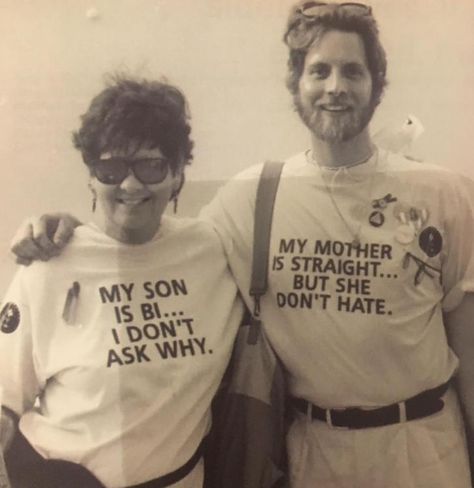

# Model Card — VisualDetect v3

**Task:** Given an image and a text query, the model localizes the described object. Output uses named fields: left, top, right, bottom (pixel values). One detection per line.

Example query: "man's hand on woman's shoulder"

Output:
left=10, top=213, right=81, bottom=265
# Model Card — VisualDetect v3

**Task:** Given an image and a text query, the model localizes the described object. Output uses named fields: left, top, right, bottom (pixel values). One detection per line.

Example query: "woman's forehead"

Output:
left=100, top=141, right=164, bottom=159
left=100, top=144, right=165, bottom=160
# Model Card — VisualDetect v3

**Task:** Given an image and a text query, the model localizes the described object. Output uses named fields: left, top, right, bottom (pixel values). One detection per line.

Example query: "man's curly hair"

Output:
left=73, top=74, right=193, bottom=174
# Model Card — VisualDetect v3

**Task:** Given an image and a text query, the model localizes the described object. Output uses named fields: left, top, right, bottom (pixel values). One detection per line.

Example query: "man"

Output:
left=204, top=2, right=474, bottom=486
left=9, top=2, right=474, bottom=487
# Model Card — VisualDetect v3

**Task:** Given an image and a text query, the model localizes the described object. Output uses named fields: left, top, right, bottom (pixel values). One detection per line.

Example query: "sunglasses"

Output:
left=89, top=157, right=169, bottom=185
left=285, top=2, right=372, bottom=48
left=298, top=2, right=372, bottom=17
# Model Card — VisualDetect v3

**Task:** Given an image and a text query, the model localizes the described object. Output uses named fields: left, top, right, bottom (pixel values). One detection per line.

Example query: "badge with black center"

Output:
left=0, top=302, right=20, bottom=334
left=419, top=226, right=443, bottom=257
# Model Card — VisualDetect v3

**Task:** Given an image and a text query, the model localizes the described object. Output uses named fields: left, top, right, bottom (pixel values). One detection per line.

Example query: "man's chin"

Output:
left=309, top=118, right=359, bottom=143
left=295, top=100, right=375, bottom=143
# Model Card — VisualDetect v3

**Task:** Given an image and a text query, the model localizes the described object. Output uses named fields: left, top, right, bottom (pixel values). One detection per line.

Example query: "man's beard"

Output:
left=295, top=95, right=375, bottom=143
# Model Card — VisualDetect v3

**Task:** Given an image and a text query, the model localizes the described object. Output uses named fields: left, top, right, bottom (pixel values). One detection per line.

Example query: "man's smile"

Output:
left=319, top=104, right=352, bottom=112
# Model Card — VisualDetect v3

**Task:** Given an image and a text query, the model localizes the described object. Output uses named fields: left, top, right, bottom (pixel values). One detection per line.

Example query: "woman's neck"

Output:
left=92, top=216, right=161, bottom=245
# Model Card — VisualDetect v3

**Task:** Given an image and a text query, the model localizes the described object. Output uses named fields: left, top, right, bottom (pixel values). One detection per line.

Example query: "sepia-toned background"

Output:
left=1, top=0, right=474, bottom=294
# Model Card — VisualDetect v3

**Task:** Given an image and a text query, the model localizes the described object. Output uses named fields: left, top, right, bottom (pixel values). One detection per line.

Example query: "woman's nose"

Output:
left=120, top=169, right=145, bottom=190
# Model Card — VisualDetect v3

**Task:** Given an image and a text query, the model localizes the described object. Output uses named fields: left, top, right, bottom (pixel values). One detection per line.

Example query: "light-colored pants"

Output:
left=287, top=388, right=471, bottom=488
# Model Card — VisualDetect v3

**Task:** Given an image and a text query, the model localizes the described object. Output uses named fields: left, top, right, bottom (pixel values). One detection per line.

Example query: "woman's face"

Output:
left=90, top=145, right=182, bottom=244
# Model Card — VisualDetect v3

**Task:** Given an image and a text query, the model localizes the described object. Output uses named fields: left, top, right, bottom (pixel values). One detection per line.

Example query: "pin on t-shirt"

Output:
left=394, top=206, right=429, bottom=244
left=369, top=210, right=384, bottom=227
left=419, top=226, right=443, bottom=257
left=62, top=282, right=81, bottom=325
left=395, top=223, right=416, bottom=244
left=0, top=302, right=20, bottom=334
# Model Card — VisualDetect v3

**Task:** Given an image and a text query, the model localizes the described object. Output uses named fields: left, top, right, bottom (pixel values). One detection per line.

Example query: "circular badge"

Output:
left=419, top=226, right=443, bottom=257
left=369, top=211, right=385, bottom=228
left=0, top=302, right=20, bottom=334
left=395, top=223, right=416, bottom=244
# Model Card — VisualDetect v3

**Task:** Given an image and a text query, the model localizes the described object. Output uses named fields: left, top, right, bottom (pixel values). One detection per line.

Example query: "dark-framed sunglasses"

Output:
left=298, top=2, right=372, bottom=17
left=89, top=157, right=169, bottom=185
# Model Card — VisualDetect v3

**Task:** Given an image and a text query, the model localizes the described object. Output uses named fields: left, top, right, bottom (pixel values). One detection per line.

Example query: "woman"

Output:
left=0, top=75, right=242, bottom=487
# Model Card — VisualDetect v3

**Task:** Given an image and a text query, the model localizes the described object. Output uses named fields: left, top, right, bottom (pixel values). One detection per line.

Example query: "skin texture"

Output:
left=296, top=30, right=374, bottom=144
left=296, top=30, right=375, bottom=168
left=90, top=145, right=182, bottom=245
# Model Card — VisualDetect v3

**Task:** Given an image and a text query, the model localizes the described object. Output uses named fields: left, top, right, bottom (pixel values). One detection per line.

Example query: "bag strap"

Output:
left=249, top=161, right=284, bottom=317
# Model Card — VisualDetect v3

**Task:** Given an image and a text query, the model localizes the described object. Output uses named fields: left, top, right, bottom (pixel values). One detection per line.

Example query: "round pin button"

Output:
left=0, top=302, right=20, bottom=334
left=419, top=226, right=443, bottom=257
left=369, top=211, right=384, bottom=227
left=395, top=224, right=416, bottom=244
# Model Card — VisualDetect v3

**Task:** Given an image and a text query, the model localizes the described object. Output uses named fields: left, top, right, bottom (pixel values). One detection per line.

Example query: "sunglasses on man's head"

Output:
left=89, top=157, right=169, bottom=185
left=285, top=2, right=372, bottom=48
left=298, top=2, right=372, bottom=17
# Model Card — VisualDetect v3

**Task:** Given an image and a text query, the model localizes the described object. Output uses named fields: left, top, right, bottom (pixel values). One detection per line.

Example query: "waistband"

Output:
left=291, top=381, right=450, bottom=430
left=5, top=430, right=206, bottom=488
left=129, top=437, right=206, bottom=488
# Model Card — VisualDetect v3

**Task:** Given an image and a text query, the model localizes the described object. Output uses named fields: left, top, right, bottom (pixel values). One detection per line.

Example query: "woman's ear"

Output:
left=169, top=170, right=185, bottom=214
left=88, top=178, right=98, bottom=213
left=171, top=170, right=185, bottom=199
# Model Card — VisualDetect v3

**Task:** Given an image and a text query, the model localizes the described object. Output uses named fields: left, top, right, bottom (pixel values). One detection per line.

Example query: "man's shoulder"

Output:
left=382, top=150, right=474, bottom=204
left=207, top=163, right=264, bottom=207
left=162, top=215, right=219, bottom=242
left=230, top=162, right=266, bottom=181
left=219, top=153, right=306, bottom=190
left=383, top=150, right=462, bottom=180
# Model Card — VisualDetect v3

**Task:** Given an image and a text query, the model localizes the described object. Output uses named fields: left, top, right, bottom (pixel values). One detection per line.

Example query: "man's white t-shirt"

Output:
left=201, top=149, right=474, bottom=408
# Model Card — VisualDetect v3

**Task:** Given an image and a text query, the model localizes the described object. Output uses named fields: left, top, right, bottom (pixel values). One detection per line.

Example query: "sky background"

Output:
left=1, top=0, right=474, bottom=292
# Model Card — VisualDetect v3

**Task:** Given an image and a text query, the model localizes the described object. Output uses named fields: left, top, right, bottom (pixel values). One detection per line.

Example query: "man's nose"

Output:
left=325, top=70, right=346, bottom=95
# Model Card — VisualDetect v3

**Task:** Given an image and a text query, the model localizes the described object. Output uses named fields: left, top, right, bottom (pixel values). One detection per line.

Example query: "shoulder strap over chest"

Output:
left=249, top=161, right=284, bottom=315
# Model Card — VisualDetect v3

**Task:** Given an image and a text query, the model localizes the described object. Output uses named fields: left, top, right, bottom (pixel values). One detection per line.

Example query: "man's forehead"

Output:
left=305, top=30, right=368, bottom=66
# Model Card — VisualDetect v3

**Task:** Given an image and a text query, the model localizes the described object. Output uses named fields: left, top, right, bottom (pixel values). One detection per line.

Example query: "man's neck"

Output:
left=310, top=129, right=374, bottom=168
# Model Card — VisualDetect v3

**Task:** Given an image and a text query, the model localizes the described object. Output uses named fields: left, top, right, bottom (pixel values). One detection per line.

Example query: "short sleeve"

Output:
left=441, top=172, right=474, bottom=312
left=199, top=165, right=262, bottom=261
left=0, top=268, right=41, bottom=415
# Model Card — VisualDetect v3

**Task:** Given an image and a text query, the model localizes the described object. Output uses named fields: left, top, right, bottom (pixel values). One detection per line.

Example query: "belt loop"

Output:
left=398, top=401, right=407, bottom=423
left=325, top=409, right=333, bottom=428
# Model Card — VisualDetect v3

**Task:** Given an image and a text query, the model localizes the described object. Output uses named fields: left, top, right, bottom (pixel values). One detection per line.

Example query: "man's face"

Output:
left=295, top=30, right=374, bottom=143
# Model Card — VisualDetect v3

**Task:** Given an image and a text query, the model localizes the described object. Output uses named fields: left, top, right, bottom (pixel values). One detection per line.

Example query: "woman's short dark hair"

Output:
left=283, top=3, right=387, bottom=107
left=73, top=74, right=193, bottom=174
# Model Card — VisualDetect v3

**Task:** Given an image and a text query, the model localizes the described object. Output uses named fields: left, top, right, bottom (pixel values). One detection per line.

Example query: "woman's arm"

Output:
left=0, top=408, right=16, bottom=454
left=0, top=407, right=15, bottom=488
